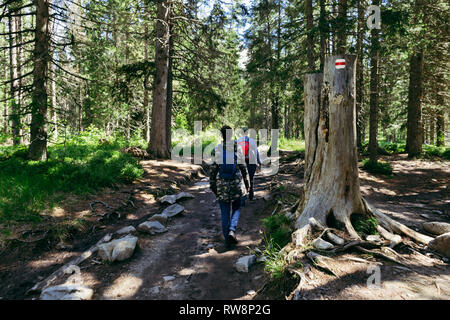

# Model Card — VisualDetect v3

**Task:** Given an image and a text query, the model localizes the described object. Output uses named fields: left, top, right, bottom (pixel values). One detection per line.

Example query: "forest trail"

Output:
left=1, top=153, right=449, bottom=300
left=76, top=171, right=276, bottom=300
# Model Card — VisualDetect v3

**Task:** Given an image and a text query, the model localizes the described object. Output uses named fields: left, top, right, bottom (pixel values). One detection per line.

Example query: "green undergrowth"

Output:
left=261, top=213, right=292, bottom=249
left=422, top=145, right=450, bottom=160
left=278, top=137, right=305, bottom=152
left=362, top=158, right=393, bottom=176
left=351, top=214, right=379, bottom=237
left=360, top=140, right=450, bottom=160
left=0, top=127, right=144, bottom=227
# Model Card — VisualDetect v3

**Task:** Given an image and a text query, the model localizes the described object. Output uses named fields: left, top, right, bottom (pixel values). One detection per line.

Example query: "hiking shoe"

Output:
left=228, top=230, right=238, bottom=244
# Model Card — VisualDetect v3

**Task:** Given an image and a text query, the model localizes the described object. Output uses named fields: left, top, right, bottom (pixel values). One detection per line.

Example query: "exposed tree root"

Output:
left=362, top=198, right=433, bottom=245
left=306, top=251, right=338, bottom=277
left=354, top=246, right=412, bottom=269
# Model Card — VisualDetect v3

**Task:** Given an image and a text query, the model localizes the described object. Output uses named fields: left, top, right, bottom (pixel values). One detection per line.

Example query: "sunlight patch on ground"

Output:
left=102, top=273, right=143, bottom=299
left=28, top=252, right=78, bottom=269
left=49, top=207, right=65, bottom=218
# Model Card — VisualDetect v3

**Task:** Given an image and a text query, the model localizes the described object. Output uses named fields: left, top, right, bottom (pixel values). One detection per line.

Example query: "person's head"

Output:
left=241, top=126, right=248, bottom=136
left=220, top=125, right=233, bottom=141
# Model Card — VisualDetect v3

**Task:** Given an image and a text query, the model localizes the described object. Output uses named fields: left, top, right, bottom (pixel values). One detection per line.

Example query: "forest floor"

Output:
left=0, top=152, right=449, bottom=300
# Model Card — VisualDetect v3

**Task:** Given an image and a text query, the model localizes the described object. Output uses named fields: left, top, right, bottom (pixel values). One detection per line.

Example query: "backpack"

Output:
left=218, top=145, right=238, bottom=180
left=237, top=137, right=250, bottom=161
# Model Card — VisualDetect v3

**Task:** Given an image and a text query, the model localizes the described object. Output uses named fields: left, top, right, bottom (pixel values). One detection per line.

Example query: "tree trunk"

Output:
left=436, top=109, right=445, bottom=147
left=17, top=5, right=23, bottom=139
left=368, top=4, right=380, bottom=164
left=78, top=81, right=83, bottom=133
left=293, top=55, right=434, bottom=249
left=125, top=26, right=131, bottom=141
left=148, top=0, right=171, bottom=158
left=28, top=0, right=50, bottom=161
left=429, top=114, right=434, bottom=145
left=294, top=55, right=364, bottom=245
left=406, top=49, right=424, bottom=157
left=8, top=4, right=21, bottom=145
left=50, top=59, right=57, bottom=140
left=356, top=0, right=365, bottom=149
left=305, top=0, right=315, bottom=72
left=336, top=0, right=347, bottom=55
left=166, top=4, right=173, bottom=152
left=49, top=4, right=57, bottom=140
left=303, top=73, right=322, bottom=180
left=143, top=10, right=150, bottom=142
left=319, top=0, right=327, bottom=72
left=3, top=64, right=7, bottom=133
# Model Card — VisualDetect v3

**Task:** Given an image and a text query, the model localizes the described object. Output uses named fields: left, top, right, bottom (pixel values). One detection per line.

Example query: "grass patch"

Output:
left=362, top=158, right=393, bottom=176
left=171, top=129, right=221, bottom=157
left=261, top=213, right=292, bottom=249
left=351, top=214, right=379, bottom=237
left=278, top=137, right=305, bottom=152
left=261, top=234, right=288, bottom=280
left=0, top=127, right=144, bottom=226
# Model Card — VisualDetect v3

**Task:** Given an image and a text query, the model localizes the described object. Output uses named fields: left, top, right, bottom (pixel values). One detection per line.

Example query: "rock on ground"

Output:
left=366, top=235, right=382, bottom=242
left=326, top=231, right=344, bottom=245
left=176, top=192, right=195, bottom=201
left=149, top=213, right=169, bottom=225
left=163, top=276, right=176, bottom=282
left=423, top=222, right=450, bottom=236
left=312, top=238, right=334, bottom=250
left=116, top=226, right=136, bottom=235
left=428, top=232, right=450, bottom=258
left=162, top=204, right=185, bottom=217
left=159, top=192, right=194, bottom=205
left=98, top=236, right=138, bottom=262
left=40, top=284, right=93, bottom=300
left=138, top=221, right=168, bottom=235
left=235, top=255, right=256, bottom=273
left=159, top=194, right=178, bottom=205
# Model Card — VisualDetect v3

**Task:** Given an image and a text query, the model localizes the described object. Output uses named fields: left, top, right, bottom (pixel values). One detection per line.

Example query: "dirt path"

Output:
left=1, top=154, right=449, bottom=300
left=50, top=170, right=278, bottom=300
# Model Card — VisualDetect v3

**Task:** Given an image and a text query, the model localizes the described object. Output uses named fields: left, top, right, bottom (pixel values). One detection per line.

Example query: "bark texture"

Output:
left=368, top=4, right=380, bottom=164
left=406, top=49, right=424, bottom=157
left=29, top=0, right=50, bottom=161
left=295, top=55, right=364, bottom=245
left=8, top=3, right=22, bottom=145
left=148, top=0, right=171, bottom=158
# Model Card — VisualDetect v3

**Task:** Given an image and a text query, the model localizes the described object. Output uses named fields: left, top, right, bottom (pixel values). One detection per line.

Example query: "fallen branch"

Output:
left=27, top=233, right=112, bottom=295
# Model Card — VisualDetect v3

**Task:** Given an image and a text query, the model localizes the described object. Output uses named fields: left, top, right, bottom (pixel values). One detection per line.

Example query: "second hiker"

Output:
left=236, top=127, right=261, bottom=201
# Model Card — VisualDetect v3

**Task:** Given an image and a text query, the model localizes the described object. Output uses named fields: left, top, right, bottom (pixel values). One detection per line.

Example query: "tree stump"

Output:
left=294, top=55, right=363, bottom=246
left=293, top=54, right=433, bottom=247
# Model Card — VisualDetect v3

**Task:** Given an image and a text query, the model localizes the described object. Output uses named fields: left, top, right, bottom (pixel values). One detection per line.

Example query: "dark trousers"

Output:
left=246, top=164, right=257, bottom=200
left=219, top=199, right=241, bottom=241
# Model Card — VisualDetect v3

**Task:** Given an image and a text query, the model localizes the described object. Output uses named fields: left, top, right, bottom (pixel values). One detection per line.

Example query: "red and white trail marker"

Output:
left=335, top=59, right=346, bottom=69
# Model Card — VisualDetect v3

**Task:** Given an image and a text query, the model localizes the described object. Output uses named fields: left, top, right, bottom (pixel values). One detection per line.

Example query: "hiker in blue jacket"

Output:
left=236, top=127, right=261, bottom=200
left=210, top=126, right=250, bottom=248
